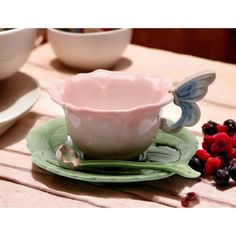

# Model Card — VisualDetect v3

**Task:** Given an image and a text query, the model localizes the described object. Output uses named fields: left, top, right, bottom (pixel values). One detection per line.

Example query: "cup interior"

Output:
left=60, top=70, right=172, bottom=111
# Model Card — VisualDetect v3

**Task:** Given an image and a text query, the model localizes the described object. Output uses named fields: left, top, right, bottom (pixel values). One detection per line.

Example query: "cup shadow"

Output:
left=49, top=56, right=133, bottom=74
left=112, top=57, right=133, bottom=71
left=49, top=58, right=81, bottom=74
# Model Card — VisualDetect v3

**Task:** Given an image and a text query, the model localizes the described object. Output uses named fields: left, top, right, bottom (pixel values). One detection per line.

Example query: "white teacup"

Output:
left=48, top=69, right=215, bottom=160
left=0, top=28, right=37, bottom=80
left=47, top=28, right=132, bottom=70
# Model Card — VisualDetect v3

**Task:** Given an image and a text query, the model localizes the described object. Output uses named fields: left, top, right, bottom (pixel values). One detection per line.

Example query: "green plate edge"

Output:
left=26, top=117, right=198, bottom=183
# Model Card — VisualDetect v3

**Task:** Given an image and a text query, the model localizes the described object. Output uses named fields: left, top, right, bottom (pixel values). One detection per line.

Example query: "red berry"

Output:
left=195, top=149, right=211, bottom=162
left=216, top=124, right=228, bottom=133
left=211, top=132, right=232, bottom=154
left=226, top=148, right=236, bottom=160
left=205, top=157, right=223, bottom=175
left=187, top=192, right=198, bottom=200
left=181, top=197, right=190, bottom=207
left=231, top=133, right=236, bottom=147
left=202, top=135, right=215, bottom=152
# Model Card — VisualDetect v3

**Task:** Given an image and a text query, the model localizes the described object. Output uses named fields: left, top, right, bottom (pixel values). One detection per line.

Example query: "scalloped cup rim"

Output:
left=47, top=70, right=174, bottom=114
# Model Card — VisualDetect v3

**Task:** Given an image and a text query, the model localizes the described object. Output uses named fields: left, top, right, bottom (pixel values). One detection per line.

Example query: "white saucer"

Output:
left=0, top=72, right=40, bottom=136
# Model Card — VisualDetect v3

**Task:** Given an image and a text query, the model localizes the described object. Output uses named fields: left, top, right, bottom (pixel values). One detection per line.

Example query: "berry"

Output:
left=202, top=135, right=215, bottom=152
left=230, top=134, right=236, bottom=147
left=187, top=192, right=198, bottom=201
left=213, top=168, right=230, bottom=186
left=195, top=149, right=210, bottom=162
left=181, top=196, right=190, bottom=207
left=202, top=121, right=218, bottom=135
left=229, top=163, right=236, bottom=181
left=210, top=132, right=232, bottom=154
left=188, top=156, right=205, bottom=174
left=223, top=119, right=236, bottom=136
left=226, top=148, right=236, bottom=160
left=205, top=157, right=222, bottom=175
left=216, top=124, right=228, bottom=133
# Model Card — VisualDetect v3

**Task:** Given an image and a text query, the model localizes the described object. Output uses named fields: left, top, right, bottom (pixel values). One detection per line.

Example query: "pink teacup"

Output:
left=48, top=69, right=215, bottom=160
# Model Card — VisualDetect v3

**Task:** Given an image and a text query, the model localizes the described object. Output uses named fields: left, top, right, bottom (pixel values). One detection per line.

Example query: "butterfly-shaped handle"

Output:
left=160, top=71, right=216, bottom=133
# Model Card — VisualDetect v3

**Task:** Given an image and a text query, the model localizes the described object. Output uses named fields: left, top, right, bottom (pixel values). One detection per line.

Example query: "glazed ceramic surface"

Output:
left=47, top=28, right=132, bottom=70
left=0, top=28, right=37, bottom=80
left=0, top=73, right=40, bottom=136
left=48, top=69, right=173, bottom=159
left=48, top=69, right=215, bottom=160
left=26, top=118, right=199, bottom=183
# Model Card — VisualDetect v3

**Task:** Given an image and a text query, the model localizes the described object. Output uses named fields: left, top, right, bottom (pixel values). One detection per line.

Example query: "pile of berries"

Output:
left=189, top=119, right=236, bottom=186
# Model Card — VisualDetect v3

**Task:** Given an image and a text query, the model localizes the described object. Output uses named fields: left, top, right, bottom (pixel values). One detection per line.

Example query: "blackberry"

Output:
left=202, top=121, right=218, bottom=135
left=213, top=168, right=230, bottom=186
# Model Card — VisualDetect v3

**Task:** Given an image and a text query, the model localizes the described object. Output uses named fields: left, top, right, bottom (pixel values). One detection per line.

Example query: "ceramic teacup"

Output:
left=0, top=28, right=37, bottom=80
left=48, top=69, right=215, bottom=160
left=47, top=28, right=132, bottom=70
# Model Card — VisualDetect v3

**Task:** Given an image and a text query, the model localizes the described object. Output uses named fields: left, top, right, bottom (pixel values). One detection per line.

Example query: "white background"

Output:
left=0, top=0, right=235, bottom=235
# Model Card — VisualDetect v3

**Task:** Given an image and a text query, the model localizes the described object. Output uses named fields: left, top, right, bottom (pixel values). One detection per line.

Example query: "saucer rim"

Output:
left=28, top=118, right=198, bottom=183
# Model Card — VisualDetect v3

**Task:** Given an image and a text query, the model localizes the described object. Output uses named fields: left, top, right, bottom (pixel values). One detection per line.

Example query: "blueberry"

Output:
left=213, top=168, right=230, bottom=186
left=202, top=121, right=218, bottom=135
left=223, top=119, right=236, bottom=136
left=229, top=164, right=236, bottom=182
left=188, top=156, right=205, bottom=174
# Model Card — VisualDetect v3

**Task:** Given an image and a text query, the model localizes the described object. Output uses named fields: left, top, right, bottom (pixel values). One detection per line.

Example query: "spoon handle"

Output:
left=46, top=158, right=200, bottom=178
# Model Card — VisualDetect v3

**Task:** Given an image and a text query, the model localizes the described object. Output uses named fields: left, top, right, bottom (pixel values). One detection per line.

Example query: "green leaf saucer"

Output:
left=26, top=118, right=200, bottom=183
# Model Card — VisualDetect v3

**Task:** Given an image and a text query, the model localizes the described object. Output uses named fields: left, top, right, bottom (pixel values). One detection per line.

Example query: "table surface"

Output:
left=1, top=43, right=236, bottom=208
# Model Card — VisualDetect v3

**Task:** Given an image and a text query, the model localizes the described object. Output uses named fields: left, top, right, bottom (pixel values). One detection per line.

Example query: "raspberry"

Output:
left=231, top=133, right=236, bottom=147
left=202, top=121, right=218, bottom=135
left=202, top=135, right=215, bottom=152
left=195, top=149, right=211, bottom=161
left=211, top=132, right=232, bottom=154
left=205, top=157, right=223, bottom=175
left=226, top=148, right=236, bottom=160
left=216, top=124, right=228, bottom=133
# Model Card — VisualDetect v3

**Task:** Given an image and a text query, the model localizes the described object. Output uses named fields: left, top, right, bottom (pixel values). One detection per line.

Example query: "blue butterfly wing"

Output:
left=175, top=72, right=215, bottom=103
left=161, top=71, right=215, bottom=133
